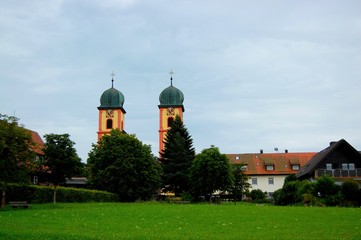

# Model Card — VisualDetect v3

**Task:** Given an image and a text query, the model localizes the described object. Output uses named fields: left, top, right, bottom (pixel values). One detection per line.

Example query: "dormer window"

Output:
left=292, top=164, right=300, bottom=171
left=235, top=156, right=240, bottom=160
left=266, top=165, right=274, bottom=171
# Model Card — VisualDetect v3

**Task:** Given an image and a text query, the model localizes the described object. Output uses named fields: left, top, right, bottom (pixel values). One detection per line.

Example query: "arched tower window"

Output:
left=106, top=119, right=113, bottom=129
left=167, top=117, right=174, bottom=127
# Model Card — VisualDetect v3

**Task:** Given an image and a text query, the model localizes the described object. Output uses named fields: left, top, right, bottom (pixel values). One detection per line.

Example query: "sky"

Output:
left=1, top=0, right=361, bottom=162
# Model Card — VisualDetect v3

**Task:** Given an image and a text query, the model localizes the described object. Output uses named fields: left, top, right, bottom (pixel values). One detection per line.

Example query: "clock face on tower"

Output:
left=106, top=109, right=114, bottom=118
left=166, top=107, right=175, bottom=116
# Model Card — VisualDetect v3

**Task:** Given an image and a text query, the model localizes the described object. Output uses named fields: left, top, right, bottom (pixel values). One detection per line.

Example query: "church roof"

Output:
left=98, top=78, right=125, bottom=109
left=159, top=85, right=184, bottom=106
left=158, top=74, right=184, bottom=108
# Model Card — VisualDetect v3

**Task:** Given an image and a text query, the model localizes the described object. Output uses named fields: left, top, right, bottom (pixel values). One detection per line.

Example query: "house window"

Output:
left=266, top=165, right=274, bottom=171
left=251, top=178, right=257, bottom=185
left=326, top=163, right=332, bottom=171
left=349, top=163, right=355, bottom=170
left=268, top=178, right=274, bottom=185
left=342, top=163, right=348, bottom=170
left=106, top=119, right=113, bottom=129
left=292, top=164, right=300, bottom=171
left=235, top=156, right=240, bottom=160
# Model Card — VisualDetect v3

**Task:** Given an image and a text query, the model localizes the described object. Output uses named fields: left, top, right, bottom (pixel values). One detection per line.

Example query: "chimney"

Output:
left=260, top=149, right=263, bottom=154
left=285, top=149, right=288, bottom=153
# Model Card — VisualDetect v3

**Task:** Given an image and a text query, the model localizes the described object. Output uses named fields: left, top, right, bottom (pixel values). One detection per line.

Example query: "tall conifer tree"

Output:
left=160, top=115, right=195, bottom=196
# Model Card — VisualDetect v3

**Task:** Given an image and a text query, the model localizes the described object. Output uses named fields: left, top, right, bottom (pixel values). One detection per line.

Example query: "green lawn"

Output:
left=0, top=202, right=360, bottom=240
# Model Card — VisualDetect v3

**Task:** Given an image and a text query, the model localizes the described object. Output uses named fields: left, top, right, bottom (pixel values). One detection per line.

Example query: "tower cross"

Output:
left=169, top=69, right=174, bottom=86
left=110, top=71, right=115, bottom=87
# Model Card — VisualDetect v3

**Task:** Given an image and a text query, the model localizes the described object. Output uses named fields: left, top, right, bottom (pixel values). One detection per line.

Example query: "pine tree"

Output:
left=160, top=115, right=195, bottom=196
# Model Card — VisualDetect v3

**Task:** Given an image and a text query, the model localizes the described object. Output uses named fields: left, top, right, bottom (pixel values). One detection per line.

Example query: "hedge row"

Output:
left=3, top=184, right=118, bottom=203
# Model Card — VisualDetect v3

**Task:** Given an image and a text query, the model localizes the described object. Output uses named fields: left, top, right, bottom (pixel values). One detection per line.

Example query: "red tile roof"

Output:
left=27, top=130, right=44, bottom=154
left=226, top=152, right=316, bottom=175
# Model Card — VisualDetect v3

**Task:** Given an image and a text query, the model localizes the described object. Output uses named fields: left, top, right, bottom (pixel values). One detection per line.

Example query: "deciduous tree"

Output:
left=230, top=164, right=250, bottom=203
left=314, top=176, right=342, bottom=206
left=341, top=179, right=360, bottom=202
left=42, top=133, right=82, bottom=204
left=189, top=146, right=233, bottom=201
left=0, top=114, right=35, bottom=184
left=88, top=130, right=162, bottom=201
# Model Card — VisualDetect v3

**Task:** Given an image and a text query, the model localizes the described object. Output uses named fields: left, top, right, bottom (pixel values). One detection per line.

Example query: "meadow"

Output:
left=0, top=202, right=360, bottom=240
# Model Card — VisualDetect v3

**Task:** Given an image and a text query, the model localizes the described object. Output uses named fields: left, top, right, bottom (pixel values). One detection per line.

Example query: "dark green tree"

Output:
left=160, top=115, right=195, bottom=196
left=273, top=174, right=308, bottom=206
left=250, top=189, right=266, bottom=202
left=42, top=133, right=82, bottom=204
left=314, top=176, right=342, bottom=206
left=284, top=174, right=298, bottom=183
left=230, top=164, right=250, bottom=203
left=314, top=176, right=341, bottom=202
left=88, top=130, right=162, bottom=202
left=341, top=179, right=360, bottom=203
left=0, top=114, right=35, bottom=184
left=341, top=179, right=361, bottom=206
left=189, top=146, right=234, bottom=201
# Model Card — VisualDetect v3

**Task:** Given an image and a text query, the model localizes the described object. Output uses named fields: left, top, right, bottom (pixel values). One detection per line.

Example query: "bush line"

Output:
left=4, top=184, right=118, bottom=203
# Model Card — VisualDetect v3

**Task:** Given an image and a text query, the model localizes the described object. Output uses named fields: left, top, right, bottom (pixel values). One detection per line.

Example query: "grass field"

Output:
left=0, top=202, right=360, bottom=240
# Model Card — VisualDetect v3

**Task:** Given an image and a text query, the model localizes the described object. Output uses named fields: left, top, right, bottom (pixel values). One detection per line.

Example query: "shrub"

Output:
left=272, top=189, right=284, bottom=205
left=341, top=179, right=359, bottom=202
left=250, top=189, right=266, bottom=202
left=314, top=176, right=342, bottom=206
left=5, top=184, right=118, bottom=203
left=314, top=176, right=340, bottom=197
left=301, top=193, right=313, bottom=206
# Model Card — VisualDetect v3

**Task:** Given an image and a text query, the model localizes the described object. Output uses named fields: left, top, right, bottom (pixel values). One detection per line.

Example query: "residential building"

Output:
left=296, top=139, right=361, bottom=185
left=227, top=151, right=316, bottom=196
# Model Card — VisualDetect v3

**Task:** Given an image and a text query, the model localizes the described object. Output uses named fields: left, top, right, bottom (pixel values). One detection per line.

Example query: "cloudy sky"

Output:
left=1, top=0, right=360, bottom=161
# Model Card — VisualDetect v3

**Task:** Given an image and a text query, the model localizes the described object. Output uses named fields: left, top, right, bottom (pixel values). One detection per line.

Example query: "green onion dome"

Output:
left=99, top=86, right=125, bottom=108
left=159, top=85, right=184, bottom=106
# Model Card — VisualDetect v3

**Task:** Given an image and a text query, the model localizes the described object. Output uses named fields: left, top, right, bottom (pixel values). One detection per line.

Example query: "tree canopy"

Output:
left=42, top=133, right=83, bottom=204
left=0, top=114, right=35, bottom=183
left=160, top=115, right=195, bottom=196
left=189, top=146, right=234, bottom=200
left=230, top=163, right=250, bottom=202
left=87, top=130, right=162, bottom=202
left=272, top=175, right=354, bottom=206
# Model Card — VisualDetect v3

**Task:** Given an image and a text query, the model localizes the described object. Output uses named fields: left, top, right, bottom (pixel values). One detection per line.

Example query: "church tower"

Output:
left=158, top=71, right=184, bottom=154
left=97, top=74, right=126, bottom=141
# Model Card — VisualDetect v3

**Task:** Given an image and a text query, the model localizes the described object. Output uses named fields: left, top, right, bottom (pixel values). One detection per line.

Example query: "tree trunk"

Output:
left=234, top=189, right=237, bottom=205
left=53, top=185, right=57, bottom=205
left=1, top=190, right=5, bottom=208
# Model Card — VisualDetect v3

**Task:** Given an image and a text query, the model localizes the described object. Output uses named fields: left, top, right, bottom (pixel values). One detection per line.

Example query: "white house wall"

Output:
left=249, top=175, right=286, bottom=195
